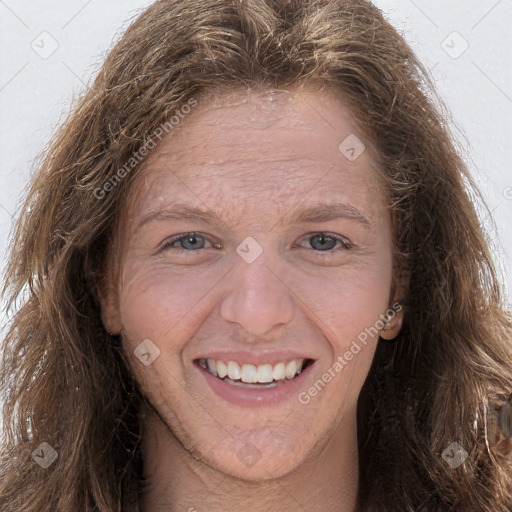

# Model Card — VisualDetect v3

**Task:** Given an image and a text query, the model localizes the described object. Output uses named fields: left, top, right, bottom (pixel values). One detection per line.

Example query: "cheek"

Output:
left=117, top=259, right=220, bottom=346
left=293, top=262, right=392, bottom=413
left=296, top=258, right=393, bottom=343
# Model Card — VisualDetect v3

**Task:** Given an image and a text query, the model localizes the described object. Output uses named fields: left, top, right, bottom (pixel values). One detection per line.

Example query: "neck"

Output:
left=139, top=405, right=359, bottom=512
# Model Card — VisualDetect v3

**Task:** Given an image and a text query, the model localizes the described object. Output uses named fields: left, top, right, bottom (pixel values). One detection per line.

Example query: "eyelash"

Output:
left=158, top=232, right=221, bottom=252
left=158, top=231, right=353, bottom=253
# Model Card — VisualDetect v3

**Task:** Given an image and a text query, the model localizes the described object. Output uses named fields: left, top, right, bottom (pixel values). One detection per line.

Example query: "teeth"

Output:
left=199, top=358, right=307, bottom=384
left=241, top=364, right=258, bottom=383
left=227, top=361, right=241, bottom=380
left=272, top=362, right=286, bottom=380
left=257, top=364, right=274, bottom=383
left=217, top=360, right=228, bottom=378
left=225, top=379, right=278, bottom=389
left=285, top=360, right=297, bottom=379
left=207, top=358, right=217, bottom=376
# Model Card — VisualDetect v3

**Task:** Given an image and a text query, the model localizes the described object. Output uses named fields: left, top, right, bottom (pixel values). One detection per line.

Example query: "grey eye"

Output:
left=178, top=234, right=206, bottom=250
left=160, top=232, right=213, bottom=252
left=309, top=234, right=338, bottom=251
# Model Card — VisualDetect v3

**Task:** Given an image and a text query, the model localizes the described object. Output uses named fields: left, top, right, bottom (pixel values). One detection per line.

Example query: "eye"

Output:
left=157, top=231, right=353, bottom=254
left=158, top=232, right=219, bottom=252
left=297, top=232, right=353, bottom=252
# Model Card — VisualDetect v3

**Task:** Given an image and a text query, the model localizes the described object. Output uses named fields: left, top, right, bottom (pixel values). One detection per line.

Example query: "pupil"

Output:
left=182, top=235, right=204, bottom=250
left=312, top=234, right=335, bottom=251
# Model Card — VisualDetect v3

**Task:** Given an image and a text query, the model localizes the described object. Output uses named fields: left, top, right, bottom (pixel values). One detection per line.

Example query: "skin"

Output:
left=99, top=85, right=404, bottom=512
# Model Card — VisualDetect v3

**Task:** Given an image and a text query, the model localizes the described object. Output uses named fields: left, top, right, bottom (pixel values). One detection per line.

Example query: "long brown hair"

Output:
left=1, top=1, right=511, bottom=510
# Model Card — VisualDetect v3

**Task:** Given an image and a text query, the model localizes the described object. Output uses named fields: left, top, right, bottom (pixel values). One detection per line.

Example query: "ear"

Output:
left=95, top=266, right=123, bottom=336
left=379, top=305, right=404, bottom=340
left=380, top=269, right=409, bottom=340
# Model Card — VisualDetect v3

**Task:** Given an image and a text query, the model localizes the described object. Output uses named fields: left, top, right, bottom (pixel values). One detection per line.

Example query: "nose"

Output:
left=220, top=250, right=295, bottom=339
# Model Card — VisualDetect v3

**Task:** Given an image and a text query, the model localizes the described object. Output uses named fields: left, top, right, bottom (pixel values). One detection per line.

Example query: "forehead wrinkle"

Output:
left=132, top=160, right=381, bottom=233
left=146, top=106, right=346, bottom=170
left=148, top=138, right=330, bottom=168
left=140, top=161, right=340, bottom=197
left=132, top=203, right=243, bottom=236
left=128, top=86, right=385, bottom=240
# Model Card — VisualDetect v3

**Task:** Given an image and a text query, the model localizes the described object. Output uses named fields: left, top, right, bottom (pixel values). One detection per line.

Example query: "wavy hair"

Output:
left=1, top=0, right=511, bottom=510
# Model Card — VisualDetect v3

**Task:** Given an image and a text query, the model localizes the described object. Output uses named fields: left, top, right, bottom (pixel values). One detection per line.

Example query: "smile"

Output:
left=195, top=355, right=316, bottom=405
left=197, top=358, right=313, bottom=388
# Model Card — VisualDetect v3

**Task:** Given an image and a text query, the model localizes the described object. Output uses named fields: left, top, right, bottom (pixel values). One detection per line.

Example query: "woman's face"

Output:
left=101, top=86, right=401, bottom=480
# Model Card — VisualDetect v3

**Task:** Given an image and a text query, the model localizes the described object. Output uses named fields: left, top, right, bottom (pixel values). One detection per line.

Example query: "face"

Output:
left=100, top=85, right=403, bottom=480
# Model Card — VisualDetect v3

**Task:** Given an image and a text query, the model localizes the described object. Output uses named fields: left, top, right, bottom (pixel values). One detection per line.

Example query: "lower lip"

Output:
left=195, top=361, right=314, bottom=407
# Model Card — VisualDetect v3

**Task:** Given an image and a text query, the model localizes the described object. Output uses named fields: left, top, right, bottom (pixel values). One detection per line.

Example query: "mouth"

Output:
left=197, top=357, right=315, bottom=388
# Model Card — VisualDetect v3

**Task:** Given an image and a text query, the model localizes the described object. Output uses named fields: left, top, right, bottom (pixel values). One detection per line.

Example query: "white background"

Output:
left=0, top=0, right=511, bottom=340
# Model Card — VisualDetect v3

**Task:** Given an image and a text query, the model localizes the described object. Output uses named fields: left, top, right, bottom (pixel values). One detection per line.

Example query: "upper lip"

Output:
left=194, top=350, right=317, bottom=366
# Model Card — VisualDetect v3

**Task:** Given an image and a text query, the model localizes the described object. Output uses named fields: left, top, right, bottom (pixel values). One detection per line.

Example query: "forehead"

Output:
left=125, top=86, right=385, bottom=228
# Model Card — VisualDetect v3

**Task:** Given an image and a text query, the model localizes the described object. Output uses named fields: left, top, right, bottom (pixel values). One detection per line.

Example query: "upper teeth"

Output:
left=198, top=358, right=306, bottom=384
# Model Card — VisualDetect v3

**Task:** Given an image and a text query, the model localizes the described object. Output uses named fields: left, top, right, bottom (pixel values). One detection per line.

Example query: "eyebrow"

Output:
left=290, top=202, right=371, bottom=228
left=134, top=201, right=372, bottom=233
left=135, top=205, right=232, bottom=234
